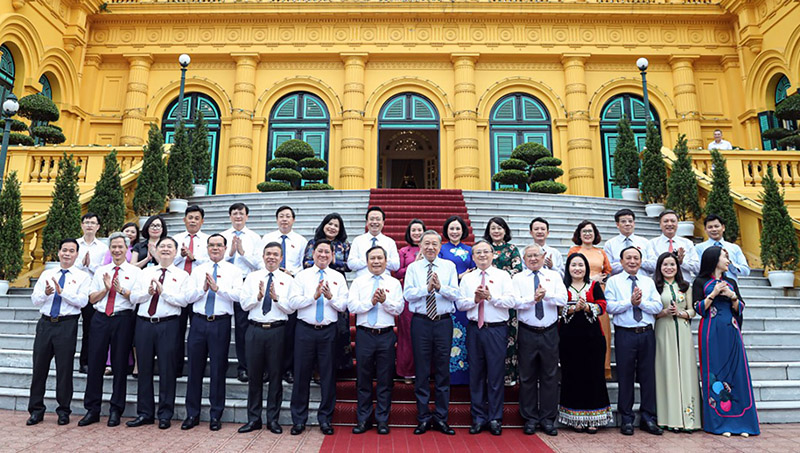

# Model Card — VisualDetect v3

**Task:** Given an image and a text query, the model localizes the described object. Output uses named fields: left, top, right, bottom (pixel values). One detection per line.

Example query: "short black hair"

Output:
left=572, top=220, right=601, bottom=246
left=313, top=239, right=333, bottom=251
left=529, top=217, right=549, bottom=231
left=619, top=245, right=642, bottom=260
left=263, top=241, right=282, bottom=254
left=483, top=217, right=512, bottom=243
left=405, top=219, right=427, bottom=246
left=614, top=209, right=635, bottom=223
left=659, top=209, right=678, bottom=221
left=207, top=233, right=227, bottom=246
left=185, top=205, right=205, bottom=218
left=141, top=215, right=168, bottom=240
left=229, top=203, right=249, bottom=215
left=156, top=236, right=178, bottom=248
left=60, top=238, right=79, bottom=250
left=704, top=214, right=724, bottom=226
left=443, top=216, right=469, bottom=242
left=82, top=212, right=100, bottom=224
left=121, top=222, right=140, bottom=244
left=366, top=206, right=385, bottom=221
left=563, top=252, right=591, bottom=288
left=366, top=245, right=387, bottom=260
left=276, top=205, right=295, bottom=218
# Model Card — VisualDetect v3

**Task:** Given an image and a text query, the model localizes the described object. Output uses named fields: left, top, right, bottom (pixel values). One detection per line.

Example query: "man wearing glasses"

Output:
left=76, top=213, right=109, bottom=374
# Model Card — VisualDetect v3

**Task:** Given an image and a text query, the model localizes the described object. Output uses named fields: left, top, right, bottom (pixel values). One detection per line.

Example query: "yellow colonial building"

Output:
left=1, top=0, right=800, bottom=198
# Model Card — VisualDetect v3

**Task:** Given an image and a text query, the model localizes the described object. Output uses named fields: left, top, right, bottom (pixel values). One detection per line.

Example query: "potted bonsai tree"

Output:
left=639, top=121, right=667, bottom=217
left=666, top=134, right=701, bottom=237
left=133, top=124, right=168, bottom=227
left=166, top=120, right=193, bottom=213
left=613, top=115, right=640, bottom=201
left=0, top=171, right=23, bottom=295
left=760, top=166, right=800, bottom=287
left=190, top=110, right=212, bottom=196
left=41, top=154, right=82, bottom=268
left=87, top=150, right=126, bottom=239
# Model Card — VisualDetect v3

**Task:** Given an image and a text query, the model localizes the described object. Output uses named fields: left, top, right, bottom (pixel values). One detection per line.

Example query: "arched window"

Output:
left=38, top=74, right=52, bottom=99
left=162, top=93, right=222, bottom=194
left=489, top=93, right=552, bottom=190
left=759, top=75, right=796, bottom=150
left=0, top=45, right=15, bottom=104
left=599, top=94, right=660, bottom=198
left=267, top=92, right=330, bottom=185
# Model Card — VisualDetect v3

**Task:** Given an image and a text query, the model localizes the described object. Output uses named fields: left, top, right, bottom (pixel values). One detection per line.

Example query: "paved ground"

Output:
left=3, top=410, right=798, bottom=452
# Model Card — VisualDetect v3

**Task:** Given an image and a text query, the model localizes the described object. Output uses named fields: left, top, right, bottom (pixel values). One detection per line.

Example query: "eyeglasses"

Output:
left=149, top=224, right=163, bottom=230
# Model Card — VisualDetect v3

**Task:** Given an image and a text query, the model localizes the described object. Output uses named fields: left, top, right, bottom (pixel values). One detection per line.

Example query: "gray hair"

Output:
left=421, top=229, right=441, bottom=242
left=523, top=243, right=543, bottom=255
left=108, top=231, right=130, bottom=248
left=472, top=239, right=493, bottom=251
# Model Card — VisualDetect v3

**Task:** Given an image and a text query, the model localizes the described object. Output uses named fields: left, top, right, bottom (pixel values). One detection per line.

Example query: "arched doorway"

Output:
left=377, top=93, right=440, bottom=189
left=599, top=94, right=660, bottom=198
left=759, top=75, right=796, bottom=150
left=0, top=45, right=15, bottom=103
left=162, top=93, right=222, bottom=195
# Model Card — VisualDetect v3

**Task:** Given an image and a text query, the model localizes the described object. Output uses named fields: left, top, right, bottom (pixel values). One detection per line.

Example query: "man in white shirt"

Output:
left=604, top=208, right=649, bottom=276
left=26, top=239, right=91, bottom=426
left=182, top=234, right=242, bottom=432
left=76, top=213, right=109, bottom=374
left=643, top=210, right=700, bottom=281
left=238, top=241, right=294, bottom=435
left=696, top=214, right=750, bottom=282
left=128, top=237, right=200, bottom=429
left=457, top=240, right=515, bottom=436
left=261, top=205, right=308, bottom=276
left=221, top=202, right=262, bottom=383
left=513, top=244, right=567, bottom=436
left=79, top=233, right=141, bottom=428
left=708, top=129, right=733, bottom=150
left=605, top=246, right=663, bottom=436
left=287, top=240, right=349, bottom=436
left=348, top=246, right=404, bottom=435
left=347, top=206, right=400, bottom=278
left=403, top=230, right=459, bottom=436
left=529, top=217, right=564, bottom=278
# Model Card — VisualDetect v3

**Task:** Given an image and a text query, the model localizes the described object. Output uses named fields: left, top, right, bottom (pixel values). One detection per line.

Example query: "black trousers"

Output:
left=290, top=321, right=336, bottom=426
left=245, top=324, right=285, bottom=424
left=134, top=316, right=179, bottom=420
left=614, top=327, right=657, bottom=425
left=233, top=302, right=248, bottom=373
left=283, top=312, right=297, bottom=375
left=185, top=314, right=231, bottom=420
left=467, top=322, right=507, bottom=424
left=176, top=305, right=192, bottom=376
left=518, top=323, right=559, bottom=427
left=355, top=328, right=396, bottom=424
left=84, top=310, right=135, bottom=415
left=410, top=314, right=453, bottom=424
left=28, top=316, right=79, bottom=417
left=79, top=305, right=94, bottom=368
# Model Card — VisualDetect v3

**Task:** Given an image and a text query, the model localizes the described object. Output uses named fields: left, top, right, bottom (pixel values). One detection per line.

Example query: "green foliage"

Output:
left=274, top=139, right=315, bottom=161
left=132, top=124, right=168, bottom=216
left=0, top=132, right=34, bottom=146
left=530, top=180, right=568, bottom=194
left=17, top=94, right=60, bottom=123
left=300, top=183, right=334, bottom=190
left=498, top=187, right=524, bottom=192
left=762, top=127, right=794, bottom=140
left=777, top=133, right=800, bottom=149
left=257, top=181, right=293, bottom=192
left=0, top=118, right=27, bottom=131
left=492, top=169, right=528, bottom=186
left=535, top=157, right=562, bottom=167
left=613, top=115, right=640, bottom=189
left=704, top=149, right=740, bottom=242
left=0, top=172, right=24, bottom=281
left=511, top=142, right=550, bottom=165
left=301, top=168, right=328, bottom=181
left=640, top=121, right=668, bottom=204
left=269, top=140, right=326, bottom=189
left=530, top=166, right=563, bottom=181
left=666, top=134, right=701, bottom=221
left=87, top=150, right=126, bottom=237
left=760, top=166, right=800, bottom=271
left=268, top=157, right=298, bottom=169
left=166, top=120, right=194, bottom=199
left=776, top=92, right=800, bottom=121
left=30, top=125, right=66, bottom=144
left=189, top=110, right=212, bottom=184
left=499, top=158, right=528, bottom=171
left=267, top=167, right=302, bottom=182
left=41, top=154, right=82, bottom=262
left=298, top=157, right=327, bottom=169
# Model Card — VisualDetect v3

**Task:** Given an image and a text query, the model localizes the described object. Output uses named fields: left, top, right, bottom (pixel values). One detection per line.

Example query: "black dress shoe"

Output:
left=238, top=420, right=262, bottom=433
left=290, top=424, right=305, bottom=435
left=541, top=424, right=558, bottom=436
left=488, top=420, right=502, bottom=436
left=320, top=423, right=334, bottom=435
left=469, top=423, right=484, bottom=434
left=126, top=416, right=154, bottom=427
left=79, top=365, right=89, bottom=374
left=107, top=412, right=121, bottom=427
left=414, top=421, right=430, bottom=435
left=377, top=422, right=390, bottom=435
left=181, top=416, right=199, bottom=430
left=158, top=419, right=171, bottom=429
left=237, top=370, right=249, bottom=383
left=523, top=423, right=536, bottom=435
left=620, top=423, right=634, bottom=436
left=268, top=421, right=282, bottom=434
left=283, top=371, right=294, bottom=384
left=352, top=421, right=372, bottom=434
left=78, top=412, right=100, bottom=427
left=57, top=413, right=70, bottom=425
left=210, top=418, right=222, bottom=431
left=26, top=414, right=43, bottom=426
left=433, top=420, right=455, bottom=435
left=640, top=420, right=664, bottom=435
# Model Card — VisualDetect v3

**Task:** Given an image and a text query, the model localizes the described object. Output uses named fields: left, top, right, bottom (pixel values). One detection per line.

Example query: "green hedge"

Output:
left=299, top=157, right=327, bottom=169
left=267, top=167, right=302, bottom=182
left=300, top=183, right=334, bottom=190
left=530, top=180, right=567, bottom=194
left=301, top=168, right=328, bottom=181
left=530, top=166, right=563, bottom=181
left=268, top=157, right=298, bottom=169
left=492, top=169, right=528, bottom=185
left=257, top=181, right=293, bottom=192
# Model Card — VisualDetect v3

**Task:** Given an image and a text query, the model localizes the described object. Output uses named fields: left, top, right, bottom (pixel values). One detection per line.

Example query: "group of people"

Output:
left=25, top=201, right=760, bottom=438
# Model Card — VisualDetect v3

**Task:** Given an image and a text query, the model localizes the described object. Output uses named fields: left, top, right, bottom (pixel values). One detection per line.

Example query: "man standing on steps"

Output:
left=604, top=208, right=649, bottom=276
left=643, top=210, right=700, bottom=281
left=696, top=214, right=750, bottom=282
left=181, top=234, right=241, bottom=432
left=528, top=217, right=565, bottom=278
left=172, top=204, right=210, bottom=377
left=348, top=246, right=404, bottom=435
left=221, top=202, right=262, bottom=383
left=605, top=246, right=663, bottom=436
left=79, top=233, right=141, bottom=428
left=403, top=230, right=459, bottom=436
left=287, top=240, right=349, bottom=436
left=457, top=240, right=515, bottom=436
left=238, top=241, right=294, bottom=435
left=75, top=213, right=109, bottom=374
left=347, top=206, right=400, bottom=279
left=128, top=238, right=199, bottom=430
left=261, top=206, right=307, bottom=385
left=513, top=243, right=567, bottom=437
left=26, top=239, right=91, bottom=426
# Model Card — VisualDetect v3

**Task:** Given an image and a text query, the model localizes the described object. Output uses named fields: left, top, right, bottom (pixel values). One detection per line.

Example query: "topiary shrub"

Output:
left=778, top=134, right=800, bottom=149
left=269, top=157, right=298, bottom=169
left=530, top=180, right=568, bottom=193
left=640, top=121, right=667, bottom=204
left=704, top=149, right=740, bottom=242
left=535, top=157, right=562, bottom=168
left=666, top=134, right=701, bottom=221
left=762, top=127, right=794, bottom=141
left=614, top=115, right=640, bottom=189
left=270, top=139, right=328, bottom=188
left=298, top=157, right=327, bottom=169
left=17, top=94, right=60, bottom=123
left=759, top=166, right=800, bottom=271
left=133, top=124, right=168, bottom=216
left=0, top=132, right=34, bottom=146
left=30, top=125, right=66, bottom=144
left=41, top=154, right=82, bottom=262
left=498, top=187, right=525, bottom=192
left=257, top=181, right=293, bottom=192
left=499, top=158, right=528, bottom=171
left=492, top=169, right=528, bottom=186
left=0, top=118, right=28, bottom=131
left=300, top=183, right=334, bottom=190
left=87, top=150, right=126, bottom=237
left=530, top=166, right=563, bottom=181
left=776, top=92, right=800, bottom=121
left=275, top=139, right=315, bottom=162
left=166, top=120, right=194, bottom=199
left=511, top=142, right=550, bottom=164
left=301, top=168, right=328, bottom=181
left=0, top=171, right=24, bottom=282
left=267, top=167, right=302, bottom=182
left=189, top=109, right=212, bottom=185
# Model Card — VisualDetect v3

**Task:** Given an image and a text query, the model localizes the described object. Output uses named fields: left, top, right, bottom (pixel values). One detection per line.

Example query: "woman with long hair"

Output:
left=393, top=219, right=426, bottom=384
left=131, top=215, right=167, bottom=269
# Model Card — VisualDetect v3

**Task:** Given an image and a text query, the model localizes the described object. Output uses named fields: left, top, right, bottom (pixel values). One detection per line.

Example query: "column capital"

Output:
left=84, top=53, right=103, bottom=67
left=123, top=53, right=153, bottom=66
left=231, top=53, right=261, bottom=65
left=720, top=55, right=740, bottom=71
left=668, top=55, right=700, bottom=68
left=340, top=52, right=369, bottom=63
left=560, top=53, right=591, bottom=65
left=450, top=53, right=480, bottom=64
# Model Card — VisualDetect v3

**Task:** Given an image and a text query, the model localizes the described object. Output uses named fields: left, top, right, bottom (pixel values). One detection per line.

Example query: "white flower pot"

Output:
left=767, top=270, right=796, bottom=288
left=44, top=261, right=60, bottom=271
left=169, top=198, right=188, bottom=214
left=621, top=188, right=640, bottom=201
left=0, top=280, right=9, bottom=296
left=645, top=203, right=665, bottom=217
left=192, top=184, right=207, bottom=197
left=677, top=221, right=695, bottom=237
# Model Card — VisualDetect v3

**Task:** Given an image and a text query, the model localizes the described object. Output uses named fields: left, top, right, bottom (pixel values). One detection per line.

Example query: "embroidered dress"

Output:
left=394, top=245, right=419, bottom=378
left=694, top=277, right=760, bottom=435
left=491, top=241, right=523, bottom=385
left=439, top=242, right=475, bottom=385
left=557, top=281, right=614, bottom=428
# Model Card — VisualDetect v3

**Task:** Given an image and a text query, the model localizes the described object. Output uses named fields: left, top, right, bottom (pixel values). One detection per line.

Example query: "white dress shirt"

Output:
left=540, top=243, right=565, bottom=278
left=604, top=233, right=650, bottom=276
left=347, top=232, right=400, bottom=278
left=605, top=271, right=662, bottom=328
left=287, top=265, right=349, bottom=326
left=261, top=230, right=308, bottom=276
left=708, top=139, right=732, bottom=150
left=241, top=269, right=295, bottom=322
left=130, top=264, right=199, bottom=318
left=696, top=239, right=751, bottom=283
left=513, top=267, right=568, bottom=327
left=643, top=234, right=700, bottom=281
left=456, top=266, right=516, bottom=322
left=76, top=237, right=109, bottom=276
left=31, top=266, right=91, bottom=316
left=172, top=230, right=210, bottom=272
left=347, top=273, right=404, bottom=328
left=403, top=257, right=460, bottom=316
left=188, top=260, right=242, bottom=316
left=90, top=262, right=141, bottom=313
left=221, top=226, right=263, bottom=276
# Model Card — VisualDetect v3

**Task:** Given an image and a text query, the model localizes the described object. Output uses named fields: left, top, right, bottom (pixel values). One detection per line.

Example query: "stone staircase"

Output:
left=0, top=190, right=797, bottom=426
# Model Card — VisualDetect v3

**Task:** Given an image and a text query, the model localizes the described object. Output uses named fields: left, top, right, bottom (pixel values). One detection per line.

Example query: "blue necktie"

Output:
left=205, top=263, right=218, bottom=316
left=263, top=272, right=273, bottom=315
left=371, top=237, right=378, bottom=248
left=316, top=269, right=325, bottom=323
left=368, top=275, right=381, bottom=326
left=228, top=231, right=243, bottom=263
left=49, top=269, right=69, bottom=318
left=533, top=271, right=544, bottom=320
left=280, top=235, right=288, bottom=269
left=714, top=241, right=723, bottom=248
left=630, top=275, right=642, bottom=322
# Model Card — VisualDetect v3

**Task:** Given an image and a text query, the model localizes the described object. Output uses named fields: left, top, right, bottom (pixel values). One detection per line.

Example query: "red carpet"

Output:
left=320, top=428, right=554, bottom=453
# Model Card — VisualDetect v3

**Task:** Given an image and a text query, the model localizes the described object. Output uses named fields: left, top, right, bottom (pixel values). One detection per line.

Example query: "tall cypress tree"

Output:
left=639, top=121, right=667, bottom=204
left=87, top=150, right=126, bottom=237
left=613, top=115, right=640, bottom=189
left=166, top=120, right=194, bottom=199
left=666, top=134, right=701, bottom=221
left=133, top=124, right=168, bottom=216
left=0, top=171, right=24, bottom=281
left=42, top=154, right=82, bottom=262
left=190, top=110, right=212, bottom=186
left=704, top=149, right=740, bottom=242
left=760, top=166, right=799, bottom=271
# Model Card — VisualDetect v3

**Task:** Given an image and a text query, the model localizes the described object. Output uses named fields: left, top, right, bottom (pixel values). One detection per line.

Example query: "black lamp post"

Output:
left=176, top=53, right=191, bottom=122
left=636, top=57, right=651, bottom=121
left=0, top=92, right=20, bottom=193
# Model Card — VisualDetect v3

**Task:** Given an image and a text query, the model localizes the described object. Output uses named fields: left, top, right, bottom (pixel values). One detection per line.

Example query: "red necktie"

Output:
left=105, top=266, right=120, bottom=316
left=147, top=268, right=168, bottom=316
left=184, top=234, right=195, bottom=273
left=478, top=271, right=486, bottom=328
left=668, top=238, right=674, bottom=253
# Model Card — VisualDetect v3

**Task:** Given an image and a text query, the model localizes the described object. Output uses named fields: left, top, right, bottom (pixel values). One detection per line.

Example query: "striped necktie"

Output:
left=426, top=262, right=437, bottom=319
